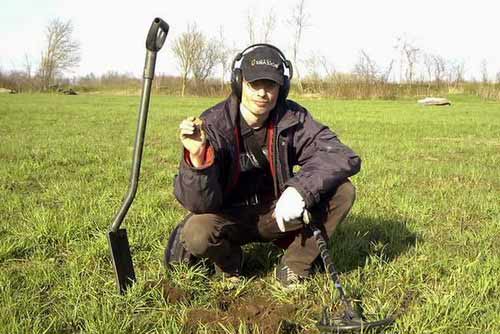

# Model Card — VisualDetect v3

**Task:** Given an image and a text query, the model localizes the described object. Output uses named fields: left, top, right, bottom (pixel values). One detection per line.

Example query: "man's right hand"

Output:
left=179, top=116, right=207, bottom=167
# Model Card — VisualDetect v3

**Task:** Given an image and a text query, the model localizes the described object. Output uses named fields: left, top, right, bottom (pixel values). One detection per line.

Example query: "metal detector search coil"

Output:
left=303, top=211, right=395, bottom=332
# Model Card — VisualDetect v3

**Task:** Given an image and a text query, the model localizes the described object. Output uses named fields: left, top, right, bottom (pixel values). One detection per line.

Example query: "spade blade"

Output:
left=107, top=228, right=136, bottom=294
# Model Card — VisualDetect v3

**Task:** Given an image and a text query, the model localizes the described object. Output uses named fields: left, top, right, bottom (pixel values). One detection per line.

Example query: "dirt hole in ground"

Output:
left=145, top=279, right=190, bottom=304
left=185, top=294, right=302, bottom=333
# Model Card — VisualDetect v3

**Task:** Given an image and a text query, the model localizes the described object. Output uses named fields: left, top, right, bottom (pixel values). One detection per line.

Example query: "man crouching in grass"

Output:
left=173, top=44, right=360, bottom=288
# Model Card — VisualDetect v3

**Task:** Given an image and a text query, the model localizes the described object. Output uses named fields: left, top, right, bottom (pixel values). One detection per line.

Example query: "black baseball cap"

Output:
left=241, top=46, right=285, bottom=85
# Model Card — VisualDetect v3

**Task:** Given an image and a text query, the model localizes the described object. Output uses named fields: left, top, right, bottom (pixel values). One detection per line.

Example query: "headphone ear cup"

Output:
left=280, top=76, right=290, bottom=100
left=231, top=68, right=243, bottom=99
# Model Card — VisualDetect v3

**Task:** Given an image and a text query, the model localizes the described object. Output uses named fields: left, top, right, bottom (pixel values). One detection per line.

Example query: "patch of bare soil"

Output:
left=145, top=279, right=190, bottom=304
left=184, top=294, right=302, bottom=334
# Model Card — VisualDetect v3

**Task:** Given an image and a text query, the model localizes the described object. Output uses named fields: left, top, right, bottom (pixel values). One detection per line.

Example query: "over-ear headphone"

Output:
left=231, top=43, right=293, bottom=100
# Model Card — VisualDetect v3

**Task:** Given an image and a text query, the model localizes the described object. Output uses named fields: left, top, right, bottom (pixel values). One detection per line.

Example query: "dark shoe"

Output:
left=275, top=260, right=306, bottom=288
left=214, top=250, right=244, bottom=289
left=214, top=248, right=244, bottom=279
left=164, top=216, right=198, bottom=269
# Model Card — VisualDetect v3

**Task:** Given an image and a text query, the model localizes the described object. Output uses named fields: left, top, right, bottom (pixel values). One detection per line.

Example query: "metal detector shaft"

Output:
left=108, top=18, right=169, bottom=294
left=310, top=225, right=359, bottom=320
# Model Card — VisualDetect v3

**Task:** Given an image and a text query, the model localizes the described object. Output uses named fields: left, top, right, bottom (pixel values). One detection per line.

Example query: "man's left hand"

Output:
left=274, top=187, right=305, bottom=232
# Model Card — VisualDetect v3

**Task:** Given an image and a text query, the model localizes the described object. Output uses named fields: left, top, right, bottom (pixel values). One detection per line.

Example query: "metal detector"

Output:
left=302, top=212, right=395, bottom=333
left=107, top=17, right=169, bottom=294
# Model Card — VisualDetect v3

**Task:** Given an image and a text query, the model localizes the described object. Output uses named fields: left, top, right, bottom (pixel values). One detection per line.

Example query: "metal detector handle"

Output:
left=110, top=18, right=170, bottom=233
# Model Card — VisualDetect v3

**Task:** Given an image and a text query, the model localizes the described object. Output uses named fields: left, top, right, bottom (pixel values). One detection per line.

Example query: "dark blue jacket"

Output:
left=174, top=95, right=361, bottom=213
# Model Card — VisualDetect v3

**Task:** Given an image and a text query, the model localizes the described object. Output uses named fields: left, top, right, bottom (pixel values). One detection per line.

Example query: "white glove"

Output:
left=274, top=187, right=305, bottom=232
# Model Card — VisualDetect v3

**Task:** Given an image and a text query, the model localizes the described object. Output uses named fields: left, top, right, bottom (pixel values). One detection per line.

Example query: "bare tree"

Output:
left=353, top=50, right=379, bottom=83
left=287, top=0, right=309, bottom=91
left=381, top=59, right=395, bottom=83
left=261, top=12, right=276, bottom=43
left=246, top=9, right=257, bottom=44
left=395, top=36, right=419, bottom=84
left=303, top=54, right=321, bottom=80
left=304, top=53, right=335, bottom=79
left=496, top=71, right=500, bottom=84
left=172, top=24, right=204, bottom=96
left=38, top=18, right=81, bottom=91
left=403, top=43, right=419, bottom=83
left=480, top=59, right=488, bottom=83
left=422, top=53, right=435, bottom=82
left=217, top=27, right=233, bottom=92
left=24, top=54, right=33, bottom=79
left=318, top=55, right=336, bottom=79
left=455, top=61, right=466, bottom=84
left=22, top=54, right=36, bottom=91
left=446, top=59, right=465, bottom=85
left=432, top=55, right=446, bottom=85
left=245, top=7, right=276, bottom=44
left=192, top=38, right=220, bottom=83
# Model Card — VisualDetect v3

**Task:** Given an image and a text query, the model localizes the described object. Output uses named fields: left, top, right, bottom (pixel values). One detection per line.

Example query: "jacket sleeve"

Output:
left=284, top=109, right=361, bottom=208
left=173, top=143, right=224, bottom=213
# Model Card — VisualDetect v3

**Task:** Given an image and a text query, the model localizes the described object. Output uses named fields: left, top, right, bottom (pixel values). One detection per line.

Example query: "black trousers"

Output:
left=180, top=180, right=356, bottom=276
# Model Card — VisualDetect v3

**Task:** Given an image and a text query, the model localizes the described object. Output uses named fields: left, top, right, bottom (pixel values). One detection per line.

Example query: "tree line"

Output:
left=2, top=0, right=500, bottom=100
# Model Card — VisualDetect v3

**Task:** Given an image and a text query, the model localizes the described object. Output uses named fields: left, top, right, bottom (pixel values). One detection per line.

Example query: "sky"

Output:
left=1, top=0, right=499, bottom=81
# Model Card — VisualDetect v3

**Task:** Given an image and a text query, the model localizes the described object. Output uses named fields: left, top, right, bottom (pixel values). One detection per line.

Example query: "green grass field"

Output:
left=0, top=94, right=499, bottom=334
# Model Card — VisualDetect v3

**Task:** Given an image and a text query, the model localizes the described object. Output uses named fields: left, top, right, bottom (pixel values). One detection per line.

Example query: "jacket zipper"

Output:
left=225, top=126, right=241, bottom=193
